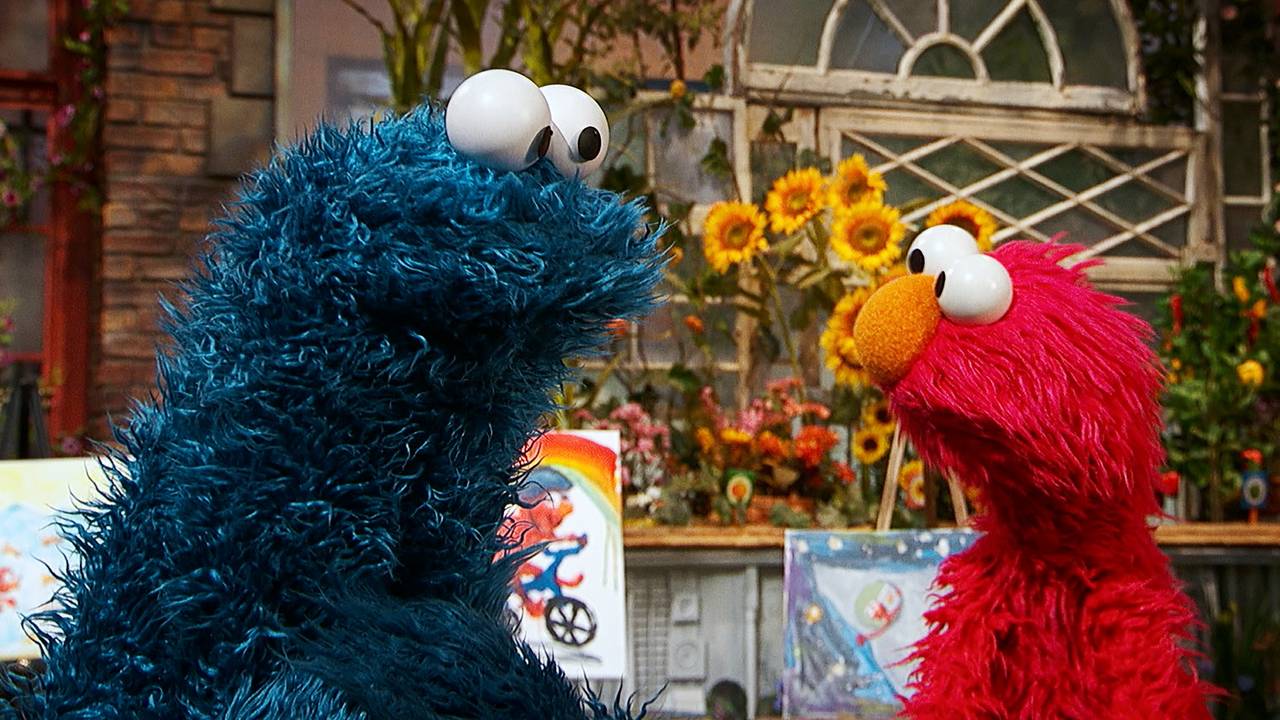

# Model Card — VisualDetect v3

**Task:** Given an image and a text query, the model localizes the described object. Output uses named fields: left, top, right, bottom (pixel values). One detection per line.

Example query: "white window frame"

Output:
left=724, top=0, right=1146, bottom=114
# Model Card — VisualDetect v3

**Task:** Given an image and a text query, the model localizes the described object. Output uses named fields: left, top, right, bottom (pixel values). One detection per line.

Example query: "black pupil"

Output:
left=934, top=272, right=946, bottom=298
left=577, top=127, right=602, bottom=162
left=534, top=126, right=553, bottom=158
left=908, top=248, right=925, bottom=273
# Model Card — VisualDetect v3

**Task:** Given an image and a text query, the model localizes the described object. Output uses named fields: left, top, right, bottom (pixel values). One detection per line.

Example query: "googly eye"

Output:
left=935, top=253, right=1013, bottom=325
left=540, top=84, right=610, bottom=178
left=906, top=224, right=981, bottom=277
left=446, top=69, right=553, bottom=173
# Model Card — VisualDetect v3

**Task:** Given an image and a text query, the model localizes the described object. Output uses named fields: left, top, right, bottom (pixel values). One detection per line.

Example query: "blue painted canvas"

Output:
left=782, top=529, right=978, bottom=719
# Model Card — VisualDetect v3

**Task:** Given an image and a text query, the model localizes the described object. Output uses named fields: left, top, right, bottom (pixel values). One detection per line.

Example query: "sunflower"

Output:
left=862, top=399, right=894, bottom=433
left=703, top=201, right=768, bottom=274
left=820, top=289, right=871, bottom=386
left=831, top=201, right=905, bottom=272
left=765, top=168, right=825, bottom=234
left=898, top=460, right=926, bottom=510
left=852, top=429, right=889, bottom=465
left=876, top=262, right=908, bottom=288
left=925, top=200, right=997, bottom=252
left=828, top=155, right=886, bottom=209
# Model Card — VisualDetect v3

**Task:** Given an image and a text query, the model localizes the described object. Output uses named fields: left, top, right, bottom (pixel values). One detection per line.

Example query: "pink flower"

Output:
left=1221, top=4, right=1238, bottom=20
left=60, top=435, right=85, bottom=456
left=2, top=190, right=19, bottom=207
left=78, top=30, right=91, bottom=43
left=767, top=377, right=803, bottom=395
left=55, top=104, right=76, bottom=128
left=736, top=405, right=766, bottom=435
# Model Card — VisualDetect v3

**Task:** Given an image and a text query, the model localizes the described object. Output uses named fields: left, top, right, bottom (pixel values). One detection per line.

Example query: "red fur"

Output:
left=887, top=242, right=1214, bottom=719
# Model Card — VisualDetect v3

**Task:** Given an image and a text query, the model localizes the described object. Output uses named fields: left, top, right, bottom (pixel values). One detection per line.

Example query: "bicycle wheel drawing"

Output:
left=545, top=596, right=597, bottom=647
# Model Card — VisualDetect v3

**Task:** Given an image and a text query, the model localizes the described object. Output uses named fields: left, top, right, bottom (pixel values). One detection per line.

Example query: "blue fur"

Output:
left=2, top=107, right=663, bottom=719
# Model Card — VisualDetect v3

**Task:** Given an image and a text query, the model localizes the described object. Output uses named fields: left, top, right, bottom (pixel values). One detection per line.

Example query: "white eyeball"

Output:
left=540, top=84, right=610, bottom=178
left=935, top=253, right=1013, bottom=325
left=906, top=224, right=981, bottom=277
left=446, top=69, right=553, bottom=173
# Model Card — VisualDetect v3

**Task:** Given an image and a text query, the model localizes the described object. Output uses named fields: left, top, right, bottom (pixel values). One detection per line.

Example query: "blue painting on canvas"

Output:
left=782, top=529, right=977, bottom=719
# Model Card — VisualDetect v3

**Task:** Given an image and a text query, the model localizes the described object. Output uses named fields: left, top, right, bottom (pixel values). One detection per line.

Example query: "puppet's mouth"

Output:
left=853, top=274, right=940, bottom=385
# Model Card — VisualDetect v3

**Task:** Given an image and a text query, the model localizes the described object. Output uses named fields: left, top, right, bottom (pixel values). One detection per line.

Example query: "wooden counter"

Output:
left=623, top=522, right=1280, bottom=549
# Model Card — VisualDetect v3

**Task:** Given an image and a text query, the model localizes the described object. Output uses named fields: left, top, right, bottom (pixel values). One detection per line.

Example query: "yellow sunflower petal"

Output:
left=821, top=289, right=872, bottom=387
left=852, top=429, right=889, bottom=465
left=925, top=200, right=997, bottom=252
left=831, top=201, right=905, bottom=273
left=828, top=155, right=886, bottom=209
left=703, top=201, right=768, bottom=274
left=765, top=168, right=826, bottom=235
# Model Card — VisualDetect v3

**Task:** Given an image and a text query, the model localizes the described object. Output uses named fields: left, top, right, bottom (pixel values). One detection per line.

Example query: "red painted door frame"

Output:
left=0, top=0, right=96, bottom=441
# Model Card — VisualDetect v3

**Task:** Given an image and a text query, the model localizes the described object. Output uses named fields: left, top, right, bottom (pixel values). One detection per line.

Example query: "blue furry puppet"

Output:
left=1, top=69, right=664, bottom=720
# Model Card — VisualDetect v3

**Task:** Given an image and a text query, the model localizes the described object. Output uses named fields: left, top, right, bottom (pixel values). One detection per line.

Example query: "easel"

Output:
left=876, top=422, right=969, bottom=530
left=0, top=360, right=52, bottom=459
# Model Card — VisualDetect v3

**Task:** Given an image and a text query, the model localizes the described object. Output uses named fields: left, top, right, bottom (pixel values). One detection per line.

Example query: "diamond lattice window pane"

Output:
left=747, top=0, right=830, bottom=65
left=915, top=142, right=1002, bottom=188
left=1152, top=214, right=1189, bottom=250
left=829, top=0, right=906, bottom=73
left=1034, top=149, right=1118, bottom=194
left=987, top=140, right=1053, bottom=162
left=1032, top=207, right=1122, bottom=245
left=883, top=168, right=944, bottom=207
left=841, top=137, right=890, bottom=166
left=975, top=175, right=1062, bottom=218
left=864, top=134, right=931, bottom=156
left=982, top=7, right=1052, bottom=82
left=1145, top=158, right=1188, bottom=195
left=1094, top=182, right=1179, bottom=225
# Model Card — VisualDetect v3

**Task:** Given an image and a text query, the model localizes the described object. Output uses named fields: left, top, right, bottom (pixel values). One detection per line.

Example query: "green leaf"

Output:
left=702, top=64, right=726, bottom=92
left=668, top=364, right=702, bottom=393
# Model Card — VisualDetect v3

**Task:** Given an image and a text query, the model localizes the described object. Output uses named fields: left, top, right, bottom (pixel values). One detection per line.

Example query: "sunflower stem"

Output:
left=757, top=259, right=806, bottom=402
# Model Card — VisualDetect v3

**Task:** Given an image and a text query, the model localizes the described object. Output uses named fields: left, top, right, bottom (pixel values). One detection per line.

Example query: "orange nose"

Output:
left=853, top=274, right=941, bottom=385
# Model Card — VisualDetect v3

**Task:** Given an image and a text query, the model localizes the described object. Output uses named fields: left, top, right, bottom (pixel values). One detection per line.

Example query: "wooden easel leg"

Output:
left=946, top=472, right=970, bottom=526
left=877, top=423, right=906, bottom=531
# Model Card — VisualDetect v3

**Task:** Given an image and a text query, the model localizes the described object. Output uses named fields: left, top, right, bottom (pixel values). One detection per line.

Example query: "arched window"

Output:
left=737, top=0, right=1142, bottom=113
left=723, top=0, right=1231, bottom=294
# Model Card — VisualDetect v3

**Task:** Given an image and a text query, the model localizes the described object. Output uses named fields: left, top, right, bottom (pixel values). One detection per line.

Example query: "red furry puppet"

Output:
left=853, top=226, right=1213, bottom=719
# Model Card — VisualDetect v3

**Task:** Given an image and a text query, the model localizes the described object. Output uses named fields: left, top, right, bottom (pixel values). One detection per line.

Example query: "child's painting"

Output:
left=506, top=431, right=627, bottom=679
left=0, top=457, right=105, bottom=660
left=783, top=529, right=978, bottom=719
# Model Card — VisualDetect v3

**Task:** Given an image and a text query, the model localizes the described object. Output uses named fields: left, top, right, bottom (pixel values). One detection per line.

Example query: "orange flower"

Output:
left=794, top=425, right=838, bottom=468
left=695, top=427, right=716, bottom=454
left=683, top=314, right=705, bottom=334
left=756, top=431, right=790, bottom=459
left=606, top=319, right=629, bottom=338
left=833, top=461, right=856, bottom=485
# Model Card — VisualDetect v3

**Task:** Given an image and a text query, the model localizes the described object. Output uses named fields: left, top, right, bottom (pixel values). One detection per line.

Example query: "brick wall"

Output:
left=95, top=0, right=274, bottom=437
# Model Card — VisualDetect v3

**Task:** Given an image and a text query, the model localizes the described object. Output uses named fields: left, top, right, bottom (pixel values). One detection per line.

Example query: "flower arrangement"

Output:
left=569, top=156, right=997, bottom=528
left=1158, top=194, right=1280, bottom=520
